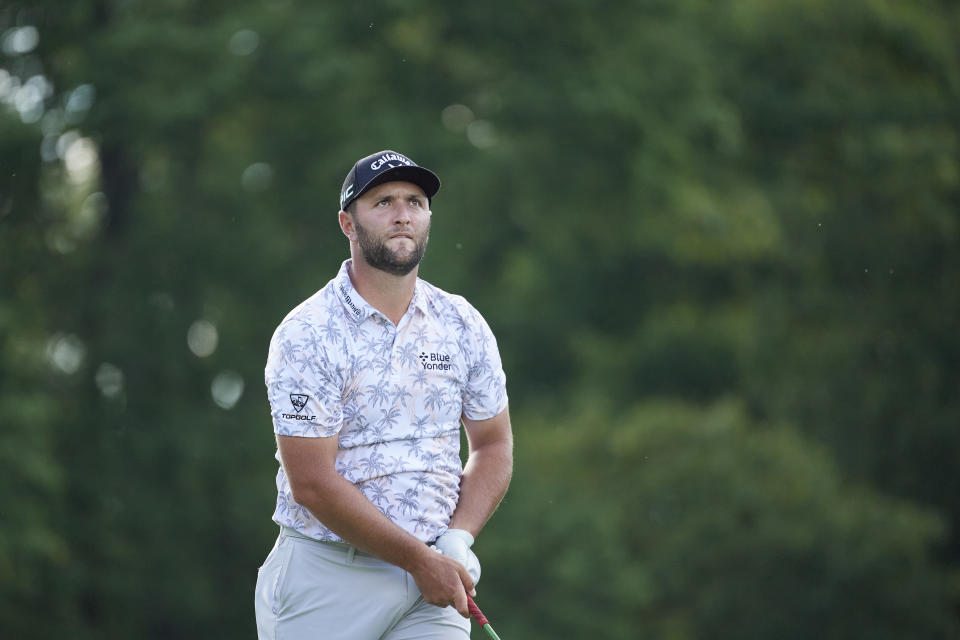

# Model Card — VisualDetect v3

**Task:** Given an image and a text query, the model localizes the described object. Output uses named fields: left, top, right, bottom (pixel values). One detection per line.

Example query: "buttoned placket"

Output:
left=389, top=309, right=416, bottom=373
left=382, top=316, right=399, bottom=374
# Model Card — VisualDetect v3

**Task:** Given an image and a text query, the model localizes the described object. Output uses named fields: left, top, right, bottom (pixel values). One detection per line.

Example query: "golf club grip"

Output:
left=466, top=595, right=489, bottom=626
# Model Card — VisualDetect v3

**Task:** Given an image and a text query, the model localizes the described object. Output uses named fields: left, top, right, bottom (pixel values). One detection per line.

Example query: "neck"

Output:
left=347, top=256, right=418, bottom=325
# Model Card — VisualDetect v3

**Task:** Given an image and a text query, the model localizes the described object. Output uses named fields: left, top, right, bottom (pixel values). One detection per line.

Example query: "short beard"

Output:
left=354, top=219, right=429, bottom=276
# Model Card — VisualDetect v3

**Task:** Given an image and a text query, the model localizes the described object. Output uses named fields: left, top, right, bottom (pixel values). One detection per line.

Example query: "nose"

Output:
left=393, top=204, right=412, bottom=225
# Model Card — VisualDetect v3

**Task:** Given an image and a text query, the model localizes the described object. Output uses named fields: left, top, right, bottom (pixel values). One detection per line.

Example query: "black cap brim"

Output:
left=347, top=165, right=440, bottom=210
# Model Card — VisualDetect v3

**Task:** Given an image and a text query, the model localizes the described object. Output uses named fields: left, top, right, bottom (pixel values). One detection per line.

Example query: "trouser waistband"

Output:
left=279, top=526, right=378, bottom=561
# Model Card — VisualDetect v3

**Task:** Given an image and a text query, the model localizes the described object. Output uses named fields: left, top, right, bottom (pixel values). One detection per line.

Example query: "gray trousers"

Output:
left=255, top=528, right=471, bottom=640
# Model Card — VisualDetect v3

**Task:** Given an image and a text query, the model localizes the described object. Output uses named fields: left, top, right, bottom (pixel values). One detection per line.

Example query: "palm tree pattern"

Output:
left=264, top=261, right=508, bottom=543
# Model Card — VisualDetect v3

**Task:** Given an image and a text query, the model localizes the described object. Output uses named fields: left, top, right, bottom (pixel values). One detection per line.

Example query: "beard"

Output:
left=354, top=219, right=430, bottom=276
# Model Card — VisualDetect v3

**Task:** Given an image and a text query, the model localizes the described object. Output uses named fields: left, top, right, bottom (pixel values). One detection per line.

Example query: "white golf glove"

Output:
left=432, top=528, right=481, bottom=584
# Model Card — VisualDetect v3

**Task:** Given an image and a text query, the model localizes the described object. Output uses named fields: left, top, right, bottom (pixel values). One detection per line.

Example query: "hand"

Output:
left=408, top=546, right=476, bottom=618
left=432, top=528, right=481, bottom=584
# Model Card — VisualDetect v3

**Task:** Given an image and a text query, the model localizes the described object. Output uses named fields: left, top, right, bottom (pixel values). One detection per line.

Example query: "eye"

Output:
left=377, top=198, right=391, bottom=206
left=409, top=198, right=422, bottom=207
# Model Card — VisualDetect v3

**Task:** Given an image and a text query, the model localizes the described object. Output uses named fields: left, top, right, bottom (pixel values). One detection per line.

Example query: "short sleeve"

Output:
left=264, top=318, right=343, bottom=437
left=460, top=305, right=508, bottom=421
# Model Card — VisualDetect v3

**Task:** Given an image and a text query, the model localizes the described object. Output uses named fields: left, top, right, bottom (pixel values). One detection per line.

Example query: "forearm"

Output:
left=448, top=436, right=513, bottom=537
left=292, top=470, right=432, bottom=571
left=277, top=434, right=475, bottom=616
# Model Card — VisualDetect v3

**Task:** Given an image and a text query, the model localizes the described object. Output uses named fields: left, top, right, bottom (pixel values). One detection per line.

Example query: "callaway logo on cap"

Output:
left=340, top=149, right=441, bottom=211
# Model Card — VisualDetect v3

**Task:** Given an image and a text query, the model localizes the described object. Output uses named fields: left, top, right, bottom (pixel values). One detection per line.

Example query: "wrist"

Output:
left=400, top=540, right=438, bottom=574
left=442, top=528, right=475, bottom=547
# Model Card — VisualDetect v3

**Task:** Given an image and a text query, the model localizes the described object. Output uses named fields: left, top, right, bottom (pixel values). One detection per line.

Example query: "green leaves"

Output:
left=483, top=401, right=956, bottom=639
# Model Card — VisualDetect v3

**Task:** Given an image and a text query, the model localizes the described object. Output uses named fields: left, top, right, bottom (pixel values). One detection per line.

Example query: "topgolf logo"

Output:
left=282, top=393, right=316, bottom=421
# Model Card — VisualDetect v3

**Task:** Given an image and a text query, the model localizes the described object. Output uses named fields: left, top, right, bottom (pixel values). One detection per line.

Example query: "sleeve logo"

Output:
left=282, top=394, right=316, bottom=421
left=290, top=393, right=309, bottom=413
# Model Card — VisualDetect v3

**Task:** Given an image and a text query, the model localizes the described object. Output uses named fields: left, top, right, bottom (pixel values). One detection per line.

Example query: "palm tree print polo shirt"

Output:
left=265, top=260, right=509, bottom=544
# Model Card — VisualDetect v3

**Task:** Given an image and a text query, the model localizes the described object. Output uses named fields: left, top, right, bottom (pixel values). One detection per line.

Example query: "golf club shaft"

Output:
left=466, top=594, right=502, bottom=640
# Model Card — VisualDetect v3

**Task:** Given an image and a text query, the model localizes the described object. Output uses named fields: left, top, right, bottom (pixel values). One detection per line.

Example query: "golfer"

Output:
left=255, top=149, right=513, bottom=640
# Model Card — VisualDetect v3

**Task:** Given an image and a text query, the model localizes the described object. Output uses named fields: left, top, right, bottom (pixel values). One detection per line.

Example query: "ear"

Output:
left=338, top=210, right=356, bottom=240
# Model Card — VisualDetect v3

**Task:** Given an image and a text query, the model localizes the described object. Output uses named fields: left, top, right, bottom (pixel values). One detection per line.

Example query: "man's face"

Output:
left=349, top=181, right=432, bottom=276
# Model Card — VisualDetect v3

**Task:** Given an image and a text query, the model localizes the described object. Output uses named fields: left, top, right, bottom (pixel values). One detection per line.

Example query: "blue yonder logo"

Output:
left=419, top=352, right=453, bottom=371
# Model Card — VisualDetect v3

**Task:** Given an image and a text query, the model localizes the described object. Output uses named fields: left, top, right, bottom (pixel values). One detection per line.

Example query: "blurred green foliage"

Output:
left=1, top=0, right=958, bottom=638
left=486, top=400, right=955, bottom=639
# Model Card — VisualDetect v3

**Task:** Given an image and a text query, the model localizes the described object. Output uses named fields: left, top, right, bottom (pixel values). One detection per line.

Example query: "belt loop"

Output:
left=346, top=546, right=357, bottom=563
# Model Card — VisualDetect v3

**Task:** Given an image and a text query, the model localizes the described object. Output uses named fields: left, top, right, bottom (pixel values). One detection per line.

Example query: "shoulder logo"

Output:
left=282, top=394, right=316, bottom=421
left=290, top=393, right=309, bottom=413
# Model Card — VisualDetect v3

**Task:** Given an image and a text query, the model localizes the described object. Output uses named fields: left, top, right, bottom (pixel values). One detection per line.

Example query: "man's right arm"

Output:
left=276, top=434, right=476, bottom=618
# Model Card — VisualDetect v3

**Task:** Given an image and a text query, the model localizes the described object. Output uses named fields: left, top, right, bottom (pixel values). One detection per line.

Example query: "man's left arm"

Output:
left=448, top=406, right=513, bottom=537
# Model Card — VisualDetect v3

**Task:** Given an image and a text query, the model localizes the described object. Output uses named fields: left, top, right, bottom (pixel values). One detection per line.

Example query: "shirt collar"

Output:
left=334, top=259, right=428, bottom=322
left=334, top=260, right=376, bottom=323
left=408, top=279, right=430, bottom=317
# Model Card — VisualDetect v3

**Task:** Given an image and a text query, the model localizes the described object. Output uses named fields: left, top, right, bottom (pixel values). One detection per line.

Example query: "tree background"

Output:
left=2, top=1, right=958, bottom=638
